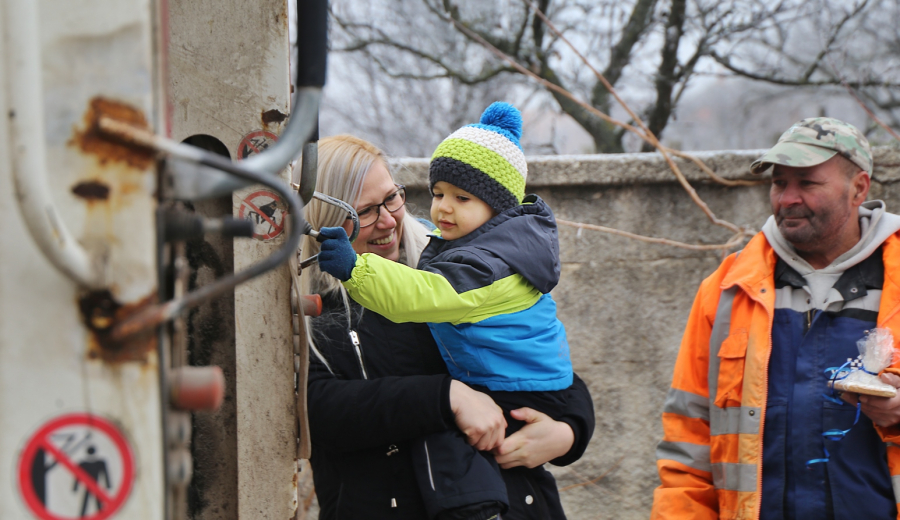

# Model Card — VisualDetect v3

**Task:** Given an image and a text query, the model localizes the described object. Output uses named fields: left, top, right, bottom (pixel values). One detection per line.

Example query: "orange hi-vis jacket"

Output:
left=652, top=231, right=900, bottom=520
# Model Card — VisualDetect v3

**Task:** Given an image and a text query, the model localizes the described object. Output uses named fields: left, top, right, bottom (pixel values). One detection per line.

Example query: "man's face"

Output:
left=769, top=156, right=864, bottom=253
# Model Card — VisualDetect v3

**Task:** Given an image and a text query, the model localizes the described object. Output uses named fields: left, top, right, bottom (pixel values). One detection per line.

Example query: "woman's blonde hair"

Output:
left=298, top=134, right=429, bottom=298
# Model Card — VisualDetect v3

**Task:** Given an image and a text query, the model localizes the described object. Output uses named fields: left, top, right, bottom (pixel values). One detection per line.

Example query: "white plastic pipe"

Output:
left=2, top=0, right=101, bottom=288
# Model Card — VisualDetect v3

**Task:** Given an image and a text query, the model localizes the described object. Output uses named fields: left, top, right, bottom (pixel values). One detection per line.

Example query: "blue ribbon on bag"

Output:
left=807, top=362, right=864, bottom=466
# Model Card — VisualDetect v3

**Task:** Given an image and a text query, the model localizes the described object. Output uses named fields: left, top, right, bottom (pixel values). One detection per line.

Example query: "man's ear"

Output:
left=852, top=171, right=871, bottom=205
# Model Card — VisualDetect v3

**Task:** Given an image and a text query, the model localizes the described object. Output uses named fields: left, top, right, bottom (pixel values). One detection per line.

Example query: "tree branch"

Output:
left=557, top=219, right=749, bottom=252
left=800, top=0, right=870, bottom=82
left=483, top=5, right=747, bottom=236
left=642, top=0, right=687, bottom=152
left=710, top=51, right=900, bottom=88
left=591, top=0, right=659, bottom=111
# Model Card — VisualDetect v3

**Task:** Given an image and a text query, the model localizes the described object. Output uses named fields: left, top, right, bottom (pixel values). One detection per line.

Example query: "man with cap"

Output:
left=652, top=117, right=900, bottom=520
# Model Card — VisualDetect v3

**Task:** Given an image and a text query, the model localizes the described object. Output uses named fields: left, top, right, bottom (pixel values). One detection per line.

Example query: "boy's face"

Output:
left=430, top=181, right=495, bottom=240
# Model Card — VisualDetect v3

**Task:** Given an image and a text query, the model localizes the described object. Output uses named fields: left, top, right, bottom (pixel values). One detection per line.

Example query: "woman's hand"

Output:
left=449, top=380, right=507, bottom=451
left=492, top=408, right=574, bottom=469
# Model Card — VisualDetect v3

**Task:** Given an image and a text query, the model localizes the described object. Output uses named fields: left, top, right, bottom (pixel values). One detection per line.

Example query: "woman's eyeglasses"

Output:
left=354, top=185, right=406, bottom=228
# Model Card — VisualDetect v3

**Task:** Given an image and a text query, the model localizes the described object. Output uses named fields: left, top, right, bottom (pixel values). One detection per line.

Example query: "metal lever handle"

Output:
left=299, top=191, right=360, bottom=270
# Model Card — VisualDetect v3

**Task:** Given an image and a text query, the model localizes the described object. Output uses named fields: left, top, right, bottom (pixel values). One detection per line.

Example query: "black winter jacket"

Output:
left=307, top=292, right=595, bottom=519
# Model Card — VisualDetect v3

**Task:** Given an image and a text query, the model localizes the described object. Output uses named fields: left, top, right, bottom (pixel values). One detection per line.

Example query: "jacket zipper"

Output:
left=757, top=326, right=772, bottom=520
left=742, top=281, right=773, bottom=520
left=423, top=440, right=436, bottom=491
left=351, top=328, right=399, bottom=507
left=349, top=330, right=368, bottom=379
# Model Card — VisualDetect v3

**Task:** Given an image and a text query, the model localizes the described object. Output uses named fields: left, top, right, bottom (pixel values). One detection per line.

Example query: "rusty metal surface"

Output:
left=185, top=196, right=239, bottom=520
left=0, top=0, right=164, bottom=518
left=262, top=109, right=288, bottom=125
left=72, top=180, right=112, bottom=200
left=79, top=290, right=158, bottom=363
left=71, top=97, right=156, bottom=170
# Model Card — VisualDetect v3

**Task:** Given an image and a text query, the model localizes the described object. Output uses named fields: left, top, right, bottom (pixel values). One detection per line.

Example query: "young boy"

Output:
left=318, top=102, right=574, bottom=520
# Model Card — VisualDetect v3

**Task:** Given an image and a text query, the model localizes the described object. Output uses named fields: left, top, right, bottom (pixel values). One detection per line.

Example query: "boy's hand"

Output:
left=317, top=227, right=357, bottom=281
left=449, top=380, right=506, bottom=451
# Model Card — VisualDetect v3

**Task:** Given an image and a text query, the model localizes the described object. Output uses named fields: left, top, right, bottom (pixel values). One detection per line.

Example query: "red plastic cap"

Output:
left=170, top=365, right=225, bottom=411
left=301, top=294, right=323, bottom=317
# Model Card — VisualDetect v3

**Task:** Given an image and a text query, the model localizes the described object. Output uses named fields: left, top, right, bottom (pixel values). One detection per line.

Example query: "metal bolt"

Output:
left=166, top=411, right=192, bottom=447
left=167, top=448, right=193, bottom=487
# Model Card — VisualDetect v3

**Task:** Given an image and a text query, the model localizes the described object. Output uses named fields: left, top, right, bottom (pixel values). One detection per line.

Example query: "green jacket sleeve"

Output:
left=343, top=252, right=539, bottom=324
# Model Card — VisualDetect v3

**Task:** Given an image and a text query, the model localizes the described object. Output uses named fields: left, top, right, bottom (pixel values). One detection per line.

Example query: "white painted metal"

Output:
left=2, top=0, right=100, bottom=289
left=0, top=0, right=164, bottom=519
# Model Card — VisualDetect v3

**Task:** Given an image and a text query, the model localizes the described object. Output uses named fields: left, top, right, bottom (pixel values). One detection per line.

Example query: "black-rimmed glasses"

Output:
left=354, top=184, right=406, bottom=228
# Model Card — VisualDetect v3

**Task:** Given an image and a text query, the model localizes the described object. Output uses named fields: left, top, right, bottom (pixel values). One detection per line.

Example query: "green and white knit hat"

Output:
left=430, top=102, right=527, bottom=213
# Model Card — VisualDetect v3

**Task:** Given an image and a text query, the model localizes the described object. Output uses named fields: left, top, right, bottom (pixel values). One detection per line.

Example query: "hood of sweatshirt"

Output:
left=763, top=200, right=900, bottom=307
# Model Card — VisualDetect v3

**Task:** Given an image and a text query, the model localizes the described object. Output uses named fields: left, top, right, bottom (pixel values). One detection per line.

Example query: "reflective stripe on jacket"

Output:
left=652, top=231, right=900, bottom=520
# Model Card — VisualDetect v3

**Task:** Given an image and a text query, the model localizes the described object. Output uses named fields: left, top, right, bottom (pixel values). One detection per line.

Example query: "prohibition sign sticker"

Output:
left=239, top=190, right=287, bottom=240
left=18, top=414, right=134, bottom=520
left=237, top=130, right=278, bottom=159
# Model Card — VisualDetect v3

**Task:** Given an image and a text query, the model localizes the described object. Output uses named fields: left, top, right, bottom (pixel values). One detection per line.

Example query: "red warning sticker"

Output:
left=238, top=190, right=287, bottom=240
left=237, top=130, right=278, bottom=159
left=18, top=413, right=134, bottom=520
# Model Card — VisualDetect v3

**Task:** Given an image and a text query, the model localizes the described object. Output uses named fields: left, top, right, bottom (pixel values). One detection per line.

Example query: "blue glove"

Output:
left=317, top=227, right=357, bottom=281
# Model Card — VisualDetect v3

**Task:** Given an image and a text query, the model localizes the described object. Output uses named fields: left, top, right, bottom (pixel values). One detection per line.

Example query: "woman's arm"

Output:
left=307, top=351, right=454, bottom=452
left=307, top=333, right=507, bottom=453
left=493, top=373, right=594, bottom=468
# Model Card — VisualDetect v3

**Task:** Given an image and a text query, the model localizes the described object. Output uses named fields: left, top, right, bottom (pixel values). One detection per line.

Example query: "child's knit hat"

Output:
left=429, top=102, right=527, bottom=213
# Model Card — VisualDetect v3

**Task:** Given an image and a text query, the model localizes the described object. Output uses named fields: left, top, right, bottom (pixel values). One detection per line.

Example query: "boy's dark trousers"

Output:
left=411, top=387, right=569, bottom=519
left=412, top=430, right=508, bottom=519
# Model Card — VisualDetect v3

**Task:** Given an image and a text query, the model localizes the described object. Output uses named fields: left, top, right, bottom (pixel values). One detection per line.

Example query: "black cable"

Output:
left=295, top=0, right=328, bottom=88
left=110, top=157, right=307, bottom=341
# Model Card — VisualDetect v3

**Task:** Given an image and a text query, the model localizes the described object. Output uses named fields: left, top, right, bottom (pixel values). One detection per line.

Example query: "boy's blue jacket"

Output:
left=342, top=194, right=573, bottom=391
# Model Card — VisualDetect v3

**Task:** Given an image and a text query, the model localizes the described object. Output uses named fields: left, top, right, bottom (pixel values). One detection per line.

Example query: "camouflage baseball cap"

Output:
left=750, top=117, right=872, bottom=176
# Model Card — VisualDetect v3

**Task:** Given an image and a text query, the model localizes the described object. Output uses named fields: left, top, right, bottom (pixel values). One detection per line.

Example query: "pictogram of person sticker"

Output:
left=237, top=130, right=278, bottom=159
left=18, top=414, right=134, bottom=520
left=238, top=190, right=288, bottom=240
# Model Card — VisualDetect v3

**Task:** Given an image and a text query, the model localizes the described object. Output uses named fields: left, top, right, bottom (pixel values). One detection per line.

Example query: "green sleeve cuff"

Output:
left=344, top=254, right=369, bottom=290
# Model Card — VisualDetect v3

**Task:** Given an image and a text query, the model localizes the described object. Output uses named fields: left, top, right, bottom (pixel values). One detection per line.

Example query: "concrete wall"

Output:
left=384, top=146, right=900, bottom=519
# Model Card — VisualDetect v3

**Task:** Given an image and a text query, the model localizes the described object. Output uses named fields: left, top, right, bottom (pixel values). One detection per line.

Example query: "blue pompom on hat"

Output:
left=429, top=102, right=528, bottom=213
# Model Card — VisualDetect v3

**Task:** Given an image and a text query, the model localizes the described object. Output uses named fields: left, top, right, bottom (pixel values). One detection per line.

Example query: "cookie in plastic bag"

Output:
left=829, top=328, right=898, bottom=398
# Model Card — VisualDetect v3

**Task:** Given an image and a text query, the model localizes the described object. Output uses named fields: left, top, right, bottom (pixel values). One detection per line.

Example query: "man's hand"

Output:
left=492, top=408, right=574, bottom=469
left=843, top=373, right=900, bottom=428
left=449, top=380, right=506, bottom=451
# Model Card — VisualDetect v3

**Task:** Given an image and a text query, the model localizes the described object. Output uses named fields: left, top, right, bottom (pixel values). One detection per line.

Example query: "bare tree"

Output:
left=325, top=0, right=900, bottom=154
left=708, top=0, right=900, bottom=138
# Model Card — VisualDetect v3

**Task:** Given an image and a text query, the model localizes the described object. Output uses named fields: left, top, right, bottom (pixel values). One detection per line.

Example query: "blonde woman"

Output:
left=302, top=135, right=594, bottom=520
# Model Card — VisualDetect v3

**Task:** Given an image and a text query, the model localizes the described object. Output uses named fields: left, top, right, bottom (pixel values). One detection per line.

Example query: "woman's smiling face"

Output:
left=343, top=160, right=405, bottom=262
